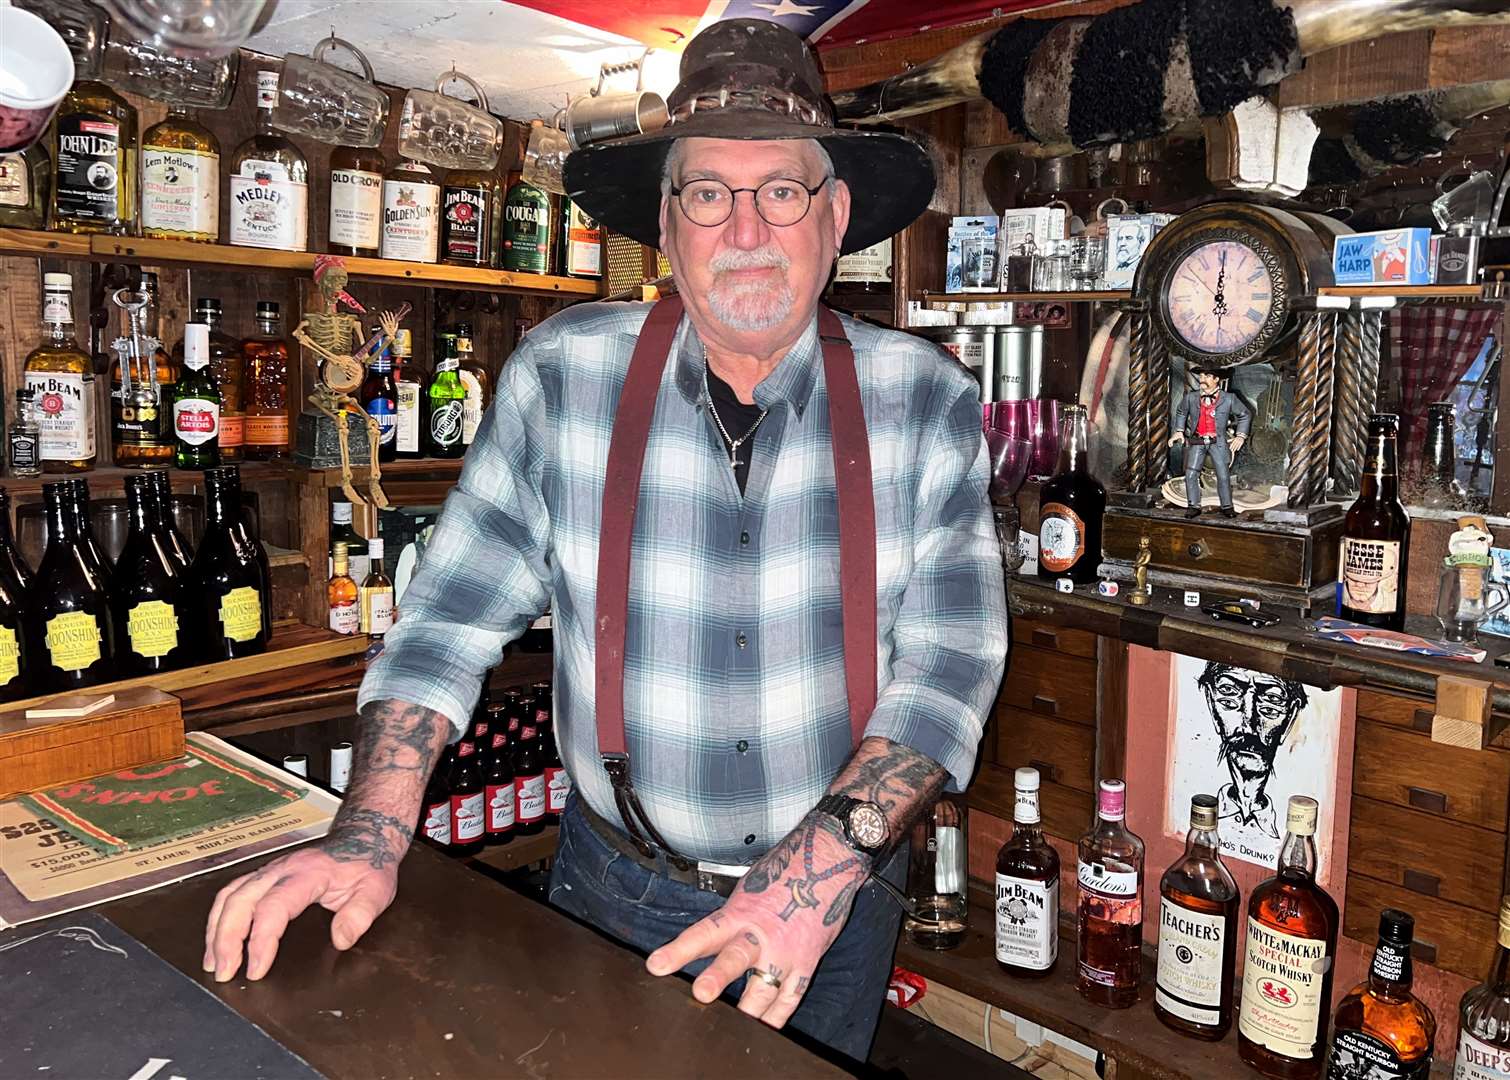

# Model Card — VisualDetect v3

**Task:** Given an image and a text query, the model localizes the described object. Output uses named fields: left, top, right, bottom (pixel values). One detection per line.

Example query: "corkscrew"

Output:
left=110, top=287, right=161, bottom=417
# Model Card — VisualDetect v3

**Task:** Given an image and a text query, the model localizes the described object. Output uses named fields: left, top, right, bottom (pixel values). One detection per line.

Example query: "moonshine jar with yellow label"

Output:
left=188, top=465, right=268, bottom=659
left=1038, top=404, right=1105, bottom=585
left=0, top=527, right=28, bottom=702
left=31, top=480, right=113, bottom=691
left=111, top=474, right=190, bottom=675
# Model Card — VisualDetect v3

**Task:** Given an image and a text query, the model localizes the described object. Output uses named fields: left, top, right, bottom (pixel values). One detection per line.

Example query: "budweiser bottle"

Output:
left=448, top=738, right=485, bottom=856
left=514, top=723, right=546, bottom=835
left=484, top=703, right=515, bottom=846
left=419, top=746, right=455, bottom=848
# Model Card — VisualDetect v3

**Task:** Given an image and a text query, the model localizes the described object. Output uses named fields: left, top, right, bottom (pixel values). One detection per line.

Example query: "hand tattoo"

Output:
left=774, top=822, right=863, bottom=922
left=325, top=808, right=409, bottom=870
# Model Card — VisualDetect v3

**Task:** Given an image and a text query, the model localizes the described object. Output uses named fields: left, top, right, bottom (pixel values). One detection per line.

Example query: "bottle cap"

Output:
left=1377, top=908, right=1414, bottom=946
left=256, top=300, right=279, bottom=316
left=333, top=540, right=348, bottom=559
left=195, top=298, right=223, bottom=315
left=1285, top=795, right=1318, bottom=836
left=1013, top=766, right=1040, bottom=791
left=183, top=322, right=210, bottom=365
left=332, top=501, right=352, bottom=524
left=43, top=272, right=71, bottom=290
left=367, top=538, right=384, bottom=560
left=1097, top=778, right=1126, bottom=820
left=1189, top=793, right=1218, bottom=830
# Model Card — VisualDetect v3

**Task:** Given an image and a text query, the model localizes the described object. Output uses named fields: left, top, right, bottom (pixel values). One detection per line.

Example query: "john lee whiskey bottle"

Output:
left=140, top=106, right=220, bottom=242
left=328, top=143, right=385, bottom=257
left=52, top=80, right=136, bottom=235
left=1155, top=794, right=1240, bottom=1040
left=1457, top=897, right=1510, bottom=1079
left=1326, top=908, right=1434, bottom=1078
left=25, top=274, right=96, bottom=473
left=1239, top=795, right=1340, bottom=1079
left=1077, top=779, right=1145, bottom=1008
left=1039, top=403, right=1105, bottom=585
left=995, top=766, right=1060, bottom=977
left=1339, top=414, right=1410, bottom=630
left=229, top=72, right=309, bottom=252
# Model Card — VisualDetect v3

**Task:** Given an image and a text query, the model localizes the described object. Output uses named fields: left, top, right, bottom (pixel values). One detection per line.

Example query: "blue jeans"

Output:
left=547, top=796, right=905, bottom=1063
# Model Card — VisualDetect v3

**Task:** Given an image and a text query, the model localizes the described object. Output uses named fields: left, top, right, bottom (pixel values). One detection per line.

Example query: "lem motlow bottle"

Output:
left=112, top=474, right=191, bottom=675
left=32, top=480, right=113, bottom=691
left=190, top=466, right=268, bottom=659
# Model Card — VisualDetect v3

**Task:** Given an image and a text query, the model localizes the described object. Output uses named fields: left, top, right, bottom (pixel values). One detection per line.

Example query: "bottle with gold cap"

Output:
left=1456, top=897, right=1510, bottom=1079
left=1155, top=793, right=1239, bottom=1040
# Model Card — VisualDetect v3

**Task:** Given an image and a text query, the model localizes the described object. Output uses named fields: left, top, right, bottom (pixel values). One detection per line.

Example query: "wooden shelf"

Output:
left=1317, top=284, right=1492, bottom=300
left=286, top=457, right=463, bottom=489
left=0, top=228, right=602, bottom=299
left=0, top=461, right=287, bottom=500
left=467, top=825, right=560, bottom=873
left=921, top=290, right=1131, bottom=304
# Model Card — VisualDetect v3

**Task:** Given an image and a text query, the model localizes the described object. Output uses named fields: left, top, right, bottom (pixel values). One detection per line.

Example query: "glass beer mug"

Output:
left=904, top=793, right=969, bottom=949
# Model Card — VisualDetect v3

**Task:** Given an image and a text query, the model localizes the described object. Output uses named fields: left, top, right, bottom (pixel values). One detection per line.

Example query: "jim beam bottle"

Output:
left=1326, top=909, right=1435, bottom=1078
left=994, top=766, right=1060, bottom=977
left=1038, top=403, right=1105, bottom=585
left=441, top=165, right=499, bottom=267
left=328, top=143, right=385, bottom=257
left=25, top=274, right=96, bottom=473
left=1239, top=795, right=1340, bottom=1078
left=51, top=80, right=137, bottom=235
left=1457, top=897, right=1510, bottom=1079
left=140, top=105, right=220, bottom=242
left=1339, top=414, right=1410, bottom=631
left=229, top=71, right=309, bottom=252
left=1076, top=778, right=1145, bottom=1008
left=380, top=157, right=441, bottom=264
left=1155, top=794, right=1240, bottom=1040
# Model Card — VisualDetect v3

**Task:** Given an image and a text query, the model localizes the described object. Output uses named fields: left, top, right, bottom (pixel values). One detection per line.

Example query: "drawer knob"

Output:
left=1031, top=694, right=1058, bottom=716
left=1028, top=758, right=1058, bottom=783
left=1402, top=868, right=1441, bottom=897
left=1412, top=938, right=1438, bottom=965
left=1031, top=627, right=1059, bottom=649
left=1187, top=540, right=1208, bottom=560
left=1407, top=787, right=1448, bottom=814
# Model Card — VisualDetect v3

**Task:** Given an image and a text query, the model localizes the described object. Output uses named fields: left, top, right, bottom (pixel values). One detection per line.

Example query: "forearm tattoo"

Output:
left=832, top=738, right=947, bottom=839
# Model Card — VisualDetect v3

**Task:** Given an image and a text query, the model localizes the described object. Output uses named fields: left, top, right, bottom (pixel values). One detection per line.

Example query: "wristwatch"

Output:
left=815, top=794, right=889, bottom=858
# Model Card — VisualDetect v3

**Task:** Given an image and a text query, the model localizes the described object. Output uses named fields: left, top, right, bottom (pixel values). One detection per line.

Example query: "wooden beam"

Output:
left=1279, top=25, right=1510, bottom=108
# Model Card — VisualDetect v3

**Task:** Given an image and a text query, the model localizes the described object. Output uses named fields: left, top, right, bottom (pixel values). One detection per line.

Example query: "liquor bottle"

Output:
left=557, top=197, right=602, bottom=278
left=427, top=334, right=466, bottom=458
left=140, top=105, right=220, bottom=242
left=420, top=746, right=455, bottom=848
left=513, top=722, right=546, bottom=835
left=393, top=329, right=423, bottom=460
left=190, top=299, right=244, bottom=461
left=1077, top=778, right=1145, bottom=1008
left=8, top=388, right=41, bottom=478
left=1039, top=403, right=1105, bottom=585
left=31, top=480, right=113, bottom=691
left=501, top=173, right=551, bottom=274
left=228, top=71, right=309, bottom=252
left=441, top=164, right=499, bottom=267
left=1238, top=795, right=1340, bottom=1078
left=995, top=766, right=1061, bottom=978
left=448, top=736, right=486, bottom=856
left=0, top=511, right=27, bottom=701
left=360, top=331, right=398, bottom=462
left=149, top=469, right=191, bottom=572
left=455, top=323, right=491, bottom=449
left=111, top=474, right=190, bottom=675
left=358, top=537, right=394, bottom=638
left=327, top=540, right=359, bottom=635
left=379, top=157, right=441, bottom=263
left=328, top=501, right=370, bottom=584
left=51, top=80, right=137, bottom=235
left=1339, top=414, right=1410, bottom=631
left=68, top=479, right=112, bottom=596
left=328, top=143, right=385, bottom=257
left=1326, top=909, right=1434, bottom=1079
left=25, top=274, right=96, bottom=473
left=1419, top=401, right=1464, bottom=508
left=172, top=323, right=220, bottom=469
left=329, top=741, right=353, bottom=793
left=1155, top=793, right=1240, bottom=1040
left=110, top=273, right=175, bottom=469
left=483, top=707, right=515, bottom=846
left=829, top=237, right=894, bottom=308
left=0, top=143, right=51, bottom=229
left=1456, top=897, right=1510, bottom=1079
left=242, top=301, right=291, bottom=460
left=189, top=465, right=268, bottom=660
left=0, top=489, right=33, bottom=594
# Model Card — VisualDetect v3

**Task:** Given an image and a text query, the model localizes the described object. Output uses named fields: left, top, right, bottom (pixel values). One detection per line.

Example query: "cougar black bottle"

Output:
left=1038, top=403, right=1106, bottom=585
left=149, top=469, right=192, bottom=572
left=189, top=465, right=268, bottom=659
left=32, top=480, right=113, bottom=690
left=1339, top=414, right=1410, bottom=631
left=111, top=474, right=190, bottom=675
left=0, top=489, right=33, bottom=594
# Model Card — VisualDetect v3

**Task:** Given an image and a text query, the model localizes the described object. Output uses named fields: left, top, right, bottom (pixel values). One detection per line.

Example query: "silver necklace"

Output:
left=703, top=355, right=770, bottom=471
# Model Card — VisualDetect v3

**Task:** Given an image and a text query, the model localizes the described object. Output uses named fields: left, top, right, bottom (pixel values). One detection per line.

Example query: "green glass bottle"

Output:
left=172, top=322, right=220, bottom=469
left=427, top=333, right=466, bottom=458
left=501, top=174, right=551, bottom=274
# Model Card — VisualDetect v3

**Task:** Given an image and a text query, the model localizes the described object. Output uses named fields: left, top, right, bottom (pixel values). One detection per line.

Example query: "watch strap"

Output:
left=815, top=793, right=859, bottom=820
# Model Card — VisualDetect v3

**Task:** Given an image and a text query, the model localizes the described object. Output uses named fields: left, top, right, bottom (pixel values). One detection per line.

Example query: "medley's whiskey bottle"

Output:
left=1155, top=794, right=1240, bottom=1040
left=379, top=157, right=441, bottom=264
left=455, top=323, right=491, bottom=449
left=995, top=766, right=1061, bottom=977
left=1039, top=403, right=1105, bottom=585
left=1326, top=908, right=1434, bottom=1078
left=52, top=80, right=136, bottom=235
left=172, top=323, right=220, bottom=469
left=501, top=173, right=551, bottom=273
left=25, top=274, right=96, bottom=473
left=441, top=164, right=499, bottom=267
left=190, top=465, right=268, bottom=659
left=427, top=334, right=466, bottom=458
left=109, top=272, right=175, bottom=468
left=328, top=143, right=385, bottom=257
left=111, top=474, right=190, bottom=676
left=1239, top=795, right=1340, bottom=1079
left=32, top=480, right=113, bottom=691
left=1077, top=779, right=1145, bottom=1008
left=327, top=540, right=359, bottom=635
left=1457, top=897, right=1510, bottom=1079
left=229, top=72, right=309, bottom=252
left=242, top=301, right=291, bottom=460
left=0, top=143, right=51, bottom=229
left=1339, top=414, right=1410, bottom=630
left=141, top=105, right=220, bottom=242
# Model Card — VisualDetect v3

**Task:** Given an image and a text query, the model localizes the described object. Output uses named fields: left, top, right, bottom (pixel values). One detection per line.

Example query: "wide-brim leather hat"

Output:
left=564, top=19, right=935, bottom=256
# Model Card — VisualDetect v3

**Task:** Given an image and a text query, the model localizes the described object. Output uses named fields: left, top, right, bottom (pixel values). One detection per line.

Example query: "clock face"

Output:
left=849, top=804, right=888, bottom=849
left=1165, top=241, right=1275, bottom=355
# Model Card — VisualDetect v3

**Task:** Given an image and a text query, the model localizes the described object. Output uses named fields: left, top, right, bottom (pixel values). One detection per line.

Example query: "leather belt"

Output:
left=576, top=797, right=750, bottom=898
left=1191, top=434, right=1219, bottom=444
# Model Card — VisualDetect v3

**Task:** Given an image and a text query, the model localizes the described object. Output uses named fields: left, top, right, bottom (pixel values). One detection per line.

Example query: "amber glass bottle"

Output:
left=1155, top=794, right=1240, bottom=1040
left=0, top=143, right=51, bottom=229
left=109, top=272, right=175, bottom=468
left=1325, top=908, right=1434, bottom=1078
left=25, top=274, right=96, bottom=473
left=328, top=144, right=385, bottom=257
left=51, top=80, right=137, bottom=235
left=1339, top=414, right=1410, bottom=630
left=140, top=106, right=220, bottom=242
left=242, top=301, right=291, bottom=460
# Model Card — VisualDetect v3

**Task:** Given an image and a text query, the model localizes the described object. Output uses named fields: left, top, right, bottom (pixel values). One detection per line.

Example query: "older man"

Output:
left=202, top=19, right=1006, bottom=1063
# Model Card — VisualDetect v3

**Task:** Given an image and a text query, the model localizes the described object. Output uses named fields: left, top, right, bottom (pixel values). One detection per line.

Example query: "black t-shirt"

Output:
left=705, top=366, right=765, bottom=494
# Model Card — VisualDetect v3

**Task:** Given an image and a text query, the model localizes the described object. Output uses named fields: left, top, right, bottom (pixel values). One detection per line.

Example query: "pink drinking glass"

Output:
left=1027, top=399, right=1063, bottom=479
left=990, top=400, right=1030, bottom=442
left=987, top=433, right=1033, bottom=501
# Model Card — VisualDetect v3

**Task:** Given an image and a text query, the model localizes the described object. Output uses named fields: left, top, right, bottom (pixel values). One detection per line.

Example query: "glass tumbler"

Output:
left=904, top=793, right=969, bottom=950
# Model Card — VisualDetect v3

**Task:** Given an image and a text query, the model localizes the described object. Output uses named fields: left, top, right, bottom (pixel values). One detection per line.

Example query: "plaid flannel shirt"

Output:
left=358, top=300, right=1008, bottom=864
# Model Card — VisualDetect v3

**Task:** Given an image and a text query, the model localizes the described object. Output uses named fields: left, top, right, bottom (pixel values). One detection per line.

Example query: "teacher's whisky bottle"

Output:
left=1325, top=908, right=1434, bottom=1078
left=1076, top=779, right=1144, bottom=1008
left=995, top=766, right=1060, bottom=978
left=1238, top=796, right=1340, bottom=1079
left=1456, top=897, right=1510, bottom=1079
left=1339, top=414, right=1410, bottom=631
left=1155, top=794, right=1240, bottom=1040
left=1038, top=403, right=1105, bottom=585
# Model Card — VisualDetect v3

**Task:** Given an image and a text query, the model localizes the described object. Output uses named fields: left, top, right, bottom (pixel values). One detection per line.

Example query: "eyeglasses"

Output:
left=670, top=177, right=827, bottom=228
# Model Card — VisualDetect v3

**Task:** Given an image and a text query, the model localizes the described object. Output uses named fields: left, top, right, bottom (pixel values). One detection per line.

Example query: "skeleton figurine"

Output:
left=291, top=255, right=397, bottom=509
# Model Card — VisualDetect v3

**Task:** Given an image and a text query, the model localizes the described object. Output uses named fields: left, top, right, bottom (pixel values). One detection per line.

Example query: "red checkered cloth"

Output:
left=1387, top=305, right=1499, bottom=454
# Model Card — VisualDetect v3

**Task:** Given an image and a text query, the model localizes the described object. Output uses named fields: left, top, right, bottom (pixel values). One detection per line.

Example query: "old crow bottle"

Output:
left=1155, top=794, right=1240, bottom=1040
left=190, top=465, right=268, bottom=659
left=32, top=480, right=113, bottom=691
left=112, top=474, right=190, bottom=675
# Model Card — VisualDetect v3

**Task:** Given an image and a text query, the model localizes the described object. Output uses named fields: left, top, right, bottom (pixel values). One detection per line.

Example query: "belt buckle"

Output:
left=696, top=860, right=749, bottom=898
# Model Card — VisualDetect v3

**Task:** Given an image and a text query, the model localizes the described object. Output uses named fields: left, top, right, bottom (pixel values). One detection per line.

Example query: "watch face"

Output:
left=1166, top=240, right=1274, bottom=354
left=848, top=804, right=888, bottom=850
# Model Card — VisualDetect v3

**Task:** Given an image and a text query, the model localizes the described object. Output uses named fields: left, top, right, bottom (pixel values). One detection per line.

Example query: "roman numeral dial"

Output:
left=1166, top=241, right=1274, bottom=355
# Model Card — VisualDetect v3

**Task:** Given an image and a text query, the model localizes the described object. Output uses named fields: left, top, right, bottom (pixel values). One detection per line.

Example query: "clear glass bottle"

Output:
left=51, top=80, right=137, bottom=235
left=327, top=539, right=358, bottom=635
left=359, top=537, right=394, bottom=638
left=393, top=329, right=423, bottom=460
left=1326, top=908, right=1435, bottom=1078
left=8, top=389, right=41, bottom=478
left=1155, top=793, right=1240, bottom=1040
left=242, top=301, right=290, bottom=460
left=1076, top=778, right=1145, bottom=1009
left=0, top=143, right=51, bottom=229
left=328, top=143, right=385, bottom=257
left=25, top=274, right=96, bottom=473
left=455, top=322, right=491, bottom=449
left=140, top=105, right=220, bottom=242
left=1457, top=897, right=1510, bottom=1080
left=1038, top=403, right=1106, bottom=585
left=228, top=71, right=308, bottom=251
left=995, top=766, right=1061, bottom=977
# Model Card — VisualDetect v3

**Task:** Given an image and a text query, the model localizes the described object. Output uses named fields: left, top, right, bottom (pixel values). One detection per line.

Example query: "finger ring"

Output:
left=746, top=966, right=782, bottom=990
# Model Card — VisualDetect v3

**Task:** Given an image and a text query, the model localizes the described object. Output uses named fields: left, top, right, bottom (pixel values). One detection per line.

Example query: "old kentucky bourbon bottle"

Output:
left=1156, top=793, right=1240, bottom=1039
left=1339, top=414, right=1410, bottom=631
left=1457, top=896, right=1510, bottom=1079
left=1077, top=779, right=1145, bottom=1008
left=995, top=766, right=1060, bottom=977
left=1038, top=403, right=1105, bottom=585
left=1326, top=908, right=1434, bottom=1078
left=1239, top=795, right=1340, bottom=1078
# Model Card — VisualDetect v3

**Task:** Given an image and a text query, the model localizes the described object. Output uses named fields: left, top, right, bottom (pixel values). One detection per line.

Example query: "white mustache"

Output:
left=709, top=246, right=790, bottom=273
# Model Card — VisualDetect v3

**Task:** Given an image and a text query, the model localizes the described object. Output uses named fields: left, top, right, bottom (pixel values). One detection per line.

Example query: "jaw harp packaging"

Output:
left=1332, top=229, right=1433, bottom=286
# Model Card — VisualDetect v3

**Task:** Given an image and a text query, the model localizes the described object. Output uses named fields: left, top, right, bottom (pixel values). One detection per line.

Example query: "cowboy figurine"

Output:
left=1170, top=367, right=1252, bottom=518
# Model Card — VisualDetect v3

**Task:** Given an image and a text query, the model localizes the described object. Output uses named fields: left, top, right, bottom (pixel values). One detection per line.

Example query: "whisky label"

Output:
left=380, top=179, right=440, bottom=263
left=219, top=413, right=244, bottom=451
left=329, top=168, right=383, bottom=250
left=563, top=203, right=602, bottom=277
left=245, top=412, right=289, bottom=446
left=1340, top=537, right=1402, bottom=615
left=0, top=625, right=20, bottom=686
left=230, top=159, right=308, bottom=251
left=1326, top=1029, right=1426, bottom=1079
left=112, top=383, right=164, bottom=448
left=45, top=610, right=101, bottom=672
left=460, top=369, right=483, bottom=445
left=1239, top=918, right=1330, bottom=1060
left=396, top=382, right=421, bottom=453
left=218, top=586, right=262, bottom=643
left=1155, top=898, right=1228, bottom=1027
left=27, top=371, right=94, bottom=462
left=127, top=600, right=180, bottom=658
left=442, top=185, right=491, bottom=263
left=1457, top=1031, right=1510, bottom=1079
left=994, top=873, right=1058, bottom=970
left=173, top=395, right=219, bottom=445
left=0, top=154, right=30, bottom=208
left=141, top=146, right=219, bottom=237
left=1039, top=502, right=1087, bottom=573
left=55, top=115, right=120, bottom=222
left=835, top=238, right=893, bottom=283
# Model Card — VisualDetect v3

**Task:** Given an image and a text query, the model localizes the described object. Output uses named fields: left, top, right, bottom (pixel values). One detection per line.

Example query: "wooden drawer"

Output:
left=1352, top=718, right=1510, bottom=831
left=1000, top=645, right=1096, bottom=725
left=1011, top=616, right=1096, bottom=659
left=1102, top=510, right=1340, bottom=590
left=970, top=761, right=1092, bottom=842
left=1347, top=795, right=1505, bottom=912
left=994, top=706, right=1095, bottom=792
left=1345, top=872, right=1497, bottom=980
left=1355, top=689, right=1431, bottom=731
